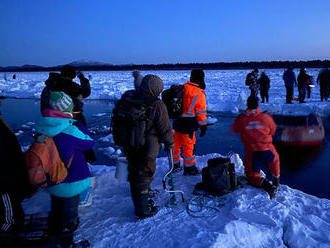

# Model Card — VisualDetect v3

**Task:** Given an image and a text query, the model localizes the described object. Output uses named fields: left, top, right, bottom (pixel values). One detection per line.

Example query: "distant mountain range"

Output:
left=1, top=59, right=330, bottom=72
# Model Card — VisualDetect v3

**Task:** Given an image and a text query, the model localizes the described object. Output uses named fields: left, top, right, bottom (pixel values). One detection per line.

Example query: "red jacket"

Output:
left=233, top=108, right=276, bottom=151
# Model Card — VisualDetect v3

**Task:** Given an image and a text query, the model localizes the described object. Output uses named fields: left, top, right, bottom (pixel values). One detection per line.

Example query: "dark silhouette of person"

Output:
left=283, top=67, right=297, bottom=104
left=257, top=72, right=270, bottom=103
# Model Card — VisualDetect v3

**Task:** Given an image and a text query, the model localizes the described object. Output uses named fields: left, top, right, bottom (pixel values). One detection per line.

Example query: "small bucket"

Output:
left=115, top=157, right=128, bottom=182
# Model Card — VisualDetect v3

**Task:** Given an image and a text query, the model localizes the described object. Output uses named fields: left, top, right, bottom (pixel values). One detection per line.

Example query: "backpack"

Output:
left=25, top=135, right=72, bottom=188
left=195, top=157, right=237, bottom=196
left=111, top=94, right=151, bottom=149
left=161, top=85, right=184, bottom=119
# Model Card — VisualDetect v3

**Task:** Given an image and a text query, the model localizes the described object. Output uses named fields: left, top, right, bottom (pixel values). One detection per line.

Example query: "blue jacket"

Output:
left=36, top=115, right=95, bottom=197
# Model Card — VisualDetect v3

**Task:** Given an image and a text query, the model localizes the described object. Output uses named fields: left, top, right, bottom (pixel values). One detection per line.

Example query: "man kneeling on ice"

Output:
left=232, top=96, right=280, bottom=199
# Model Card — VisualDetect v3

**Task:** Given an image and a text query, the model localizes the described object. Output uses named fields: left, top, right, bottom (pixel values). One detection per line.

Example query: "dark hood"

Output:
left=139, top=74, right=164, bottom=98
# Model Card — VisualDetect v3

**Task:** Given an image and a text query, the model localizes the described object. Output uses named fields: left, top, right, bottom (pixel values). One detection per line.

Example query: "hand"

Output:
left=77, top=71, right=84, bottom=79
left=199, top=125, right=207, bottom=137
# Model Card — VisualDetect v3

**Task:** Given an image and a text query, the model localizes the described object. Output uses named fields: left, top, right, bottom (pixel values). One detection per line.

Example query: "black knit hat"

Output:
left=190, top=69, right=205, bottom=89
left=60, top=65, right=76, bottom=79
left=247, top=96, right=259, bottom=109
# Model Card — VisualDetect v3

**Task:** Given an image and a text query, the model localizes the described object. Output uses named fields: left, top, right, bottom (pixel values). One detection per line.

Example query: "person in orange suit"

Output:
left=232, top=96, right=280, bottom=198
left=173, top=69, right=207, bottom=175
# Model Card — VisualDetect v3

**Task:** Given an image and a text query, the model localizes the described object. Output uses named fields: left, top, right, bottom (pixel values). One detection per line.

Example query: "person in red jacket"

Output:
left=173, top=69, right=207, bottom=175
left=232, top=96, right=280, bottom=198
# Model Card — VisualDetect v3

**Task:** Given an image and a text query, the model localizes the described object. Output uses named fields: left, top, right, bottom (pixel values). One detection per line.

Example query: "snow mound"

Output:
left=23, top=153, right=330, bottom=248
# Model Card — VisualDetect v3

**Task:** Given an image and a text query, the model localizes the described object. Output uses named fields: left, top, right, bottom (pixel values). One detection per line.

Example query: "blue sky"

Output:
left=0, top=0, right=330, bottom=66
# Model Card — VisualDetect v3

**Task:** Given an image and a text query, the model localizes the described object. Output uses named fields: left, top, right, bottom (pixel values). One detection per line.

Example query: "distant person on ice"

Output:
left=0, top=96, right=35, bottom=248
left=112, top=75, right=173, bottom=219
left=283, top=66, right=297, bottom=104
left=317, top=68, right=330, bottom=101
left=297, top=68, right=311, bottom=103
left=36, top=91, right=95, bottom=247
left=232, top=96, right=280, bottom=199
left=257, top=72, right=270, bottom=103
left=245, top=68, right=259, bottom=97
left=172, top=69, right=207, bottom=175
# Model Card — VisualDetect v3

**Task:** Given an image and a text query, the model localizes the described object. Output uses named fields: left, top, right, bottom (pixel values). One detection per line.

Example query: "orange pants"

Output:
left=244, top=145, right=280, bottom=186
left=173, top=131, right=196, bottom=167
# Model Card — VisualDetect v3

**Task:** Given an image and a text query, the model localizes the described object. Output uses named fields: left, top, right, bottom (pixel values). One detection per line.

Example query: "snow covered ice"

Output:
left=3, top=69, right=330, bottom=247
left=1, top=69, right=330, bottom=116
left=23, top=153, right=330, bottom=248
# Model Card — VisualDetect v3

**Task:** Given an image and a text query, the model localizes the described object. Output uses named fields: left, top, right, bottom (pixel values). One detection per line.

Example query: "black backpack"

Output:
left=195, top=157, right=238, bottom=196
left=161, top=85, right=184, bottom=119
left=111, top=94, right=151, bottom=149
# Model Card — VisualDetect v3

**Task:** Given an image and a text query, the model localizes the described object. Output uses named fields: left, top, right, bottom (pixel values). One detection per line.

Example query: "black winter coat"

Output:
left=40, top=72, right=91, bottom=113
left=0, top=117, right=34, bottom=198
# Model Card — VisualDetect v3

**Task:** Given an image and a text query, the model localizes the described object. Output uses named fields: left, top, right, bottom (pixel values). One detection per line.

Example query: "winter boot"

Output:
left=183, top=165, right=200, bottom=176
left=173, top=162, right=182, bottom=173
left=133, top=192, right=159, bottom=219
left=261, top=179, right=278, bottom=199
left=272, top=176, right=280, bottom=188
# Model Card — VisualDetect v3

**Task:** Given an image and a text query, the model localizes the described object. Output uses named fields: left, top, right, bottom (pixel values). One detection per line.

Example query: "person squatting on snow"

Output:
left=257, top=72, right=270, bottom=103
left=172, top=69, right=207, bottom=175
left=317, top=68, right=330, bottom=102
left=283, top=67, right=297, bottom=104
left=297, top=68, right=312, bottom=103
left=232, top=96, right=280, bottom=199
left=37, top=91, right=95, bottom=247
left=245, top=68, right=260, bottom=97
left=0, top=100, right=35, bottom=248
left=114, top=75, right=174, bottom=219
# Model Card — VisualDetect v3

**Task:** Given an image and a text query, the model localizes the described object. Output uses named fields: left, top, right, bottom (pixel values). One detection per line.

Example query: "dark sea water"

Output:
left=2, top=99, right=329, bottom=200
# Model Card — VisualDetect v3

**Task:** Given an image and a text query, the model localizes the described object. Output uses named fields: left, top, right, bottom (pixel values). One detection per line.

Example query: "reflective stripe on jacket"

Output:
left=182, top=82, right=207, bottom=125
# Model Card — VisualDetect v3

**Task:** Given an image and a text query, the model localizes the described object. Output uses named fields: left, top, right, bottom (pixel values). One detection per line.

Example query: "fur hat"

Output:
left=247, top=96, right=259, bottom=109
left=49, top=91, right=74, bottom=113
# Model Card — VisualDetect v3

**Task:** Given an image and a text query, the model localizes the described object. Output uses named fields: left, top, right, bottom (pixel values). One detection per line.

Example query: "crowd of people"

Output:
left=246, top=67, right=330, bottom=104
left=1, top=65, right=328, bottom=247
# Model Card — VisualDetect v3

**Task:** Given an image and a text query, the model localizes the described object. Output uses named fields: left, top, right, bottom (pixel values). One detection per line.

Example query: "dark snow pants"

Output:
left=298, top=85, right=306, bottom=103
left=48, top=194, right=80, bottom=248
left=260, top=88, right=269, bottom=103
left=127, top=149, right=156, bottom=194
left=285, top=86, right=293, bottom=103
left=0, top=193, right=24, bottom=248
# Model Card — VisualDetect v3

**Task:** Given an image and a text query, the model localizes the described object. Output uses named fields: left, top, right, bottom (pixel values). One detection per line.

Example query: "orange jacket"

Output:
left=233, top=108, right=276, bottom=151
left=182, top=82, right=207, bottom=126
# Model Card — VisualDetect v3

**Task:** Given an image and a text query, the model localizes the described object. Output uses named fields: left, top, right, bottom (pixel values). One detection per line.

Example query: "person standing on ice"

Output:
left=232, top=96, right=280, bottom=199
left=283, top=66, right=297, bottom=104
left=172, top=69, right=207, bottom=175
left=0, top=97, right=35, bottom=248
left=245, top=68, right=259, bottom=97
left=113, top=75, right=173, bottom=219
left=41, top=65, right=96, bottom=163
left=257, top=72, right=270, bottom=103
left=41, top=65, right=91, bottom=125
left=317, top=68, right=330, bottom=101
left=297, top=68, right=311, bottom=103
left=36, top=91, right=94, bottom=247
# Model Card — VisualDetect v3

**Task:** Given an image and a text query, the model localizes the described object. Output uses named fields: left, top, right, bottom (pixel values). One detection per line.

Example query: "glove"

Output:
left=76, top=71, right=84, bottom=79
left=199, top=125, right=207, bottom=137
